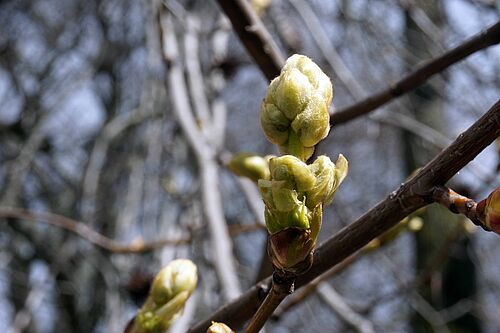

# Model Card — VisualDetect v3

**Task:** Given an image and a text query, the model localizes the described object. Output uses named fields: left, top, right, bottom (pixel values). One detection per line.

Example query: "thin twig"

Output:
left=188, top=100, right=500, bottom=332
left=317, top=283, right=376, bottom=333
left=243, top=274, right=294, bottom=333
left=0, top=207, right=190, bottom=254
left=431, top=185, right=489, bottom=231
left=274, top=252, right=360, bottom=318
left=331, top=21, right=500, bottom=126
left=160, top=10, right=242, bottom=301
left=214, top=0, right=285, bottom=80
left=288, top=0, right=364, bottom=99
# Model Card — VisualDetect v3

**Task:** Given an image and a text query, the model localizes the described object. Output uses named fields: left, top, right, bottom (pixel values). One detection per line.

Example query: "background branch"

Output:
left=214, top=0, right=285, bottom=80
left=0, top=207, right=190, bottom=254
left=161, top=10, right=242, bottom=301
left=331, top=21, right=500, bottom=126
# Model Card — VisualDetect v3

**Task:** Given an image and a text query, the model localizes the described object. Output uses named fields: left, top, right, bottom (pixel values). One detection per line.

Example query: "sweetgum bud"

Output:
left=259, top=155, right=316, bottom=234
left=261, top=54, right=333, bottom=161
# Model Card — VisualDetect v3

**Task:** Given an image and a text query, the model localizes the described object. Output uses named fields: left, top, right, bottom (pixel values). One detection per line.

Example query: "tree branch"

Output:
left=317, top=283, right=376, bottom=333
left=160, top=10, right=242, bottom=301
left=331, top=21, right=500, bottom=126
left=188, top=99, right=500, bottom=332
left=0, top=207, right=190, bottom=254
left=214, top=0, right=285, bottom=81
left=243, top=274, right=294, bottom=333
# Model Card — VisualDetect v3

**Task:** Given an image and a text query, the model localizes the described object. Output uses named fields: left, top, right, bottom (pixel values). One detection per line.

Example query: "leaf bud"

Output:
left=306, top=154, right=348, bottom=209
left=227, top=153, right=270, bottom=182
left=261, top=54, right=333, bottom=161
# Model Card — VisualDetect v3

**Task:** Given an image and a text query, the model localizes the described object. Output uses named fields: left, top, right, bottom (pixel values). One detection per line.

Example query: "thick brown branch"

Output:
left=188, top=100, right=500, bottom=332
left=331, top=21, right=500, bottom=126
left=0, top=207, right=190, bottom=254
left=214, top=0, right=285, bottom=81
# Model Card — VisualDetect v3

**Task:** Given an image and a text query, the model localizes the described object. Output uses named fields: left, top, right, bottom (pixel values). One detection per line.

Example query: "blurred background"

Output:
left=0, top=0, right=499, bottom=332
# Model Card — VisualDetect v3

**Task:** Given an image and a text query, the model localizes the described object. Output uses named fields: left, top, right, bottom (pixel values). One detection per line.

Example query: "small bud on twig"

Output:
left=227, top=153, right=271, bottom=182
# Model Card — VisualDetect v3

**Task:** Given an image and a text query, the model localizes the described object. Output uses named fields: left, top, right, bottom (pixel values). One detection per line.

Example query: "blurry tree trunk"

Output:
left=404, top=2, right=480, bottom=333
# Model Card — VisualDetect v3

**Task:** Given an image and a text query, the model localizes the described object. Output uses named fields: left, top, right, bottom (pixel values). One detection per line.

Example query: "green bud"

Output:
left=260, top=54, right=333, bottom=161
left=207, top=322, right=234, bottom=333
left=264, top=199, right=310, bottom=234
left=306, top=154, right=348, bottom=209
left=269, top=155, right=316, bottom=191
left=135, top=259, right=197, bottom=333
left=259, top=155, right=316, bottom=234
left=227, top=153, right=270, bottom=182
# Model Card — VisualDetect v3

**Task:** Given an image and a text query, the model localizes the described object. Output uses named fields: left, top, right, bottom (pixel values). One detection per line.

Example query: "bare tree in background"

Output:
left=0, top=0, right=499, bottom=332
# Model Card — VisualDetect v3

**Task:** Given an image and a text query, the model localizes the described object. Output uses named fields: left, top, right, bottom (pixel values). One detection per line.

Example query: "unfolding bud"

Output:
left=269, top=155, right=316, bottom=191
left=306, top=154, right=348, bottom=209
left=227, top=153, right=270, bottom=182
left=478, top=188, right=500, bottom=234
left=207, top=322, right=234, bottom=333
left=135, top=259, right=197, bottom=333
left=263, top=199, right=310, bottom=234
left=259, top=155, right=315, bottom=233
left=260, top=154, right=347, bottom=274
left=261, top=54, right=333, bottom=161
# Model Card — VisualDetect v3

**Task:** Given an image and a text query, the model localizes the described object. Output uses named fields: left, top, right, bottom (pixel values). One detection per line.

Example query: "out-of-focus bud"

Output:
left=306, top=154, right=348, bottom=209
left=135, top=259, right=197, bottom=333
left=407, top=216, right=424, bottom=232
left=227, top=153, right=270, bottom=182
left=261, top=54, right=333, bottom=161
left=478, top=188, right=500, bottom=234
left=207, top=322, right=234, bottom=333
left=252, top=0, right=271, bottom=16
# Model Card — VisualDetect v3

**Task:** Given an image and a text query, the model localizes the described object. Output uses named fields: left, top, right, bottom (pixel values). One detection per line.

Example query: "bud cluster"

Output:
left=259, top=154, right=347, bottom=273
left=259, top=55, right=347, bottom=274
left=228, top=55, right=347, bottom=275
